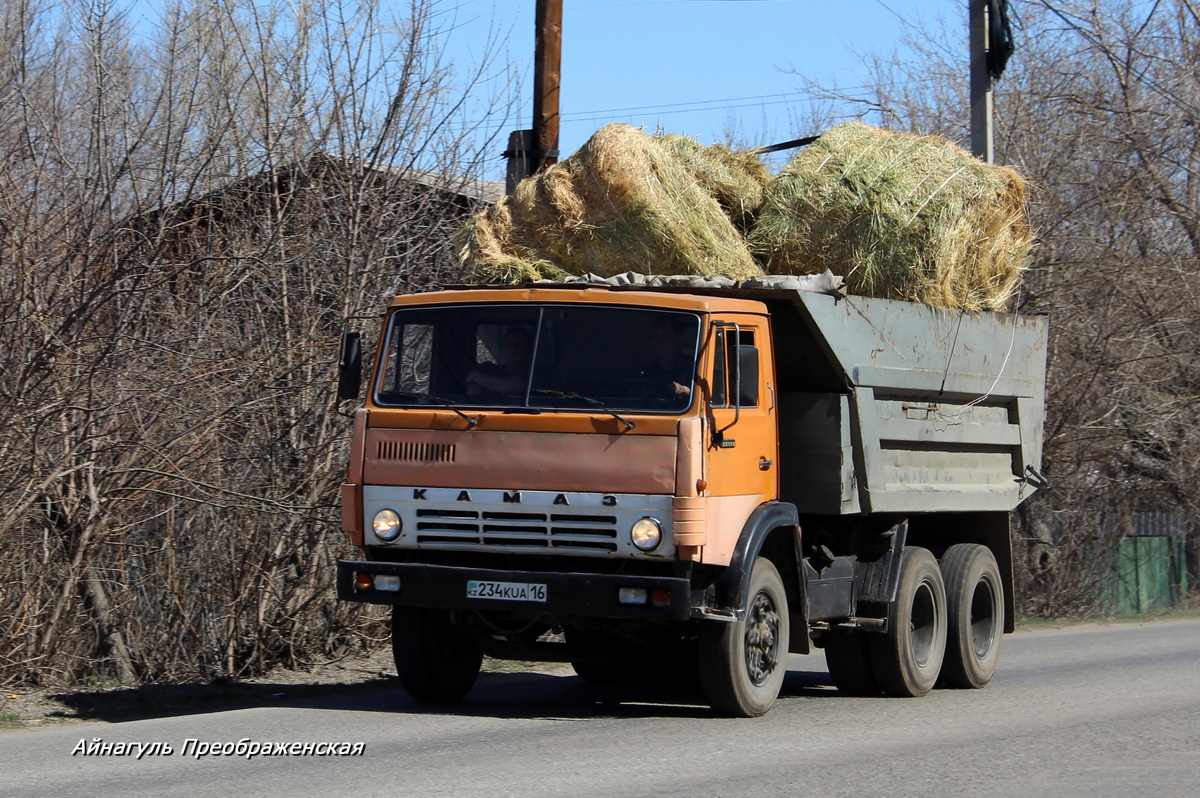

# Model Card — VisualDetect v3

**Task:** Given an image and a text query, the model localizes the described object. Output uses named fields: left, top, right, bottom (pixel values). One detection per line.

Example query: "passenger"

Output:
left=466, top=327, right=533, bottom=396
left=636, top=317, right=693, bottom=398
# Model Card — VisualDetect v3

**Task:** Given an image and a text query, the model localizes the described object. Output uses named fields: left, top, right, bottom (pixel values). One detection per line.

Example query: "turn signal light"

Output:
left=651, top=590, right=671, bottom=608
left=353, top=573, right=373, bottom=592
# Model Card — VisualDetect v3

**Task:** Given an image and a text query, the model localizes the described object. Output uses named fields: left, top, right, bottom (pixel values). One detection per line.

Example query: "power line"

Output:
left=547, top=78, right=935, bottom=125
left=450, top=74, right=939, bottom=138
left=558, top=91, right=821, bottom=118
left=870, top=0, right=906, bottom=22
left=563, top=95, right=811, bottom=121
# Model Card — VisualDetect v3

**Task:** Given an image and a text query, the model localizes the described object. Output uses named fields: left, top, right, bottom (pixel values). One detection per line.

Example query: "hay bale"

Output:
left=459, top=124, right=763, bottom=283
left=656, top=134, right=770, bottom=231
left=749, top=122, right=1031, bottom=310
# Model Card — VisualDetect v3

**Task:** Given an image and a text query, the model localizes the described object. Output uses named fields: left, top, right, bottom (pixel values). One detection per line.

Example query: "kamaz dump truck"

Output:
left=335, top=273, right=1047, bottom=717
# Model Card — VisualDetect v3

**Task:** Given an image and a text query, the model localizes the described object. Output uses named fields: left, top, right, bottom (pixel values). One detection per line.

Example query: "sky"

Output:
left=436, top=0, right=963, bottom=178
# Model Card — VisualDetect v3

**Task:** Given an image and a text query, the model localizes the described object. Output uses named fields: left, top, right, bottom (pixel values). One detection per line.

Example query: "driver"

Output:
left=466, top=327, right=533, bottom=396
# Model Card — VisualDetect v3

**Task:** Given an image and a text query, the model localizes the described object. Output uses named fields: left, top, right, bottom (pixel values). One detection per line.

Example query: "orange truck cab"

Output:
left=336, top=274, right=1047, bottom=716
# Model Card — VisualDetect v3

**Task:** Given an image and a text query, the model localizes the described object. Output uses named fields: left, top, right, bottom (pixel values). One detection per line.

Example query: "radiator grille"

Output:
left=413, top=507, right=619, bottom=552
left=376, top=441, right=455, bottom=463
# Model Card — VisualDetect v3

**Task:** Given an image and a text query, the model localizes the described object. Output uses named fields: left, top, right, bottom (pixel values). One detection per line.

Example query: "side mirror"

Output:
left=713, top=324, right=758, bottom=446
left=337, top=332, right=362, bottom=402
left=737, top=344, right=759, bottom=406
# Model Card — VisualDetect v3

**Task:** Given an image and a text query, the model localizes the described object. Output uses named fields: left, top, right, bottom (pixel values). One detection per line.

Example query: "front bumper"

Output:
left=337, top=560, right=692, bottom=620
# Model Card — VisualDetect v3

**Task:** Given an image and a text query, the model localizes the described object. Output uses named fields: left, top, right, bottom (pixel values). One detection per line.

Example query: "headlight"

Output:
left=630, top=516, right=663, bottom=551
left=372, top=509, right=402, bottom=541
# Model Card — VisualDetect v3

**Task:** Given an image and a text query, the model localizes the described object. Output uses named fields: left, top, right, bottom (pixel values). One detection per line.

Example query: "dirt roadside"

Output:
left=0, top=650, right=572, bottom=734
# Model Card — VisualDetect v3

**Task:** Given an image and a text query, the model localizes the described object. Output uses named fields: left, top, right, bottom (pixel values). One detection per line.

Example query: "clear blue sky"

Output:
left=439, top=0, right=962, bottom=177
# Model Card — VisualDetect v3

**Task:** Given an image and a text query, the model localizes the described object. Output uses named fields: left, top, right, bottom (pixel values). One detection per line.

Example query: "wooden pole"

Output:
left=533, top=0, right=562, bottom=172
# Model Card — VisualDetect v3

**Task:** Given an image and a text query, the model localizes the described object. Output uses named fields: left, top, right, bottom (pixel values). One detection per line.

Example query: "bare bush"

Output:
left=0, top=0, right=512, bottom=686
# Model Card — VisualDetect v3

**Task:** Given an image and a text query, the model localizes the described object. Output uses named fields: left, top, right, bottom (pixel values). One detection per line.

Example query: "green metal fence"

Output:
left=1103, top=535, right=1190, bottom=615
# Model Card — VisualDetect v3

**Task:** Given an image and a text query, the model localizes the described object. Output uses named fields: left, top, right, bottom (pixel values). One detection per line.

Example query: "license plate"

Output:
left=466, top=580, right=547, bottom=602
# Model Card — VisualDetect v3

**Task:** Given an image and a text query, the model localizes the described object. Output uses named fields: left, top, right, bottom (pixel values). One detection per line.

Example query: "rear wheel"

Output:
left=698, top=557, right=789, bottom=717
left=824, top=630, right=882, bottom=696
left=392, top=606, right=482, bottom=703
left=869, top=547, right=947, bottom=697
left=939, top=543, right=1004, bottom=689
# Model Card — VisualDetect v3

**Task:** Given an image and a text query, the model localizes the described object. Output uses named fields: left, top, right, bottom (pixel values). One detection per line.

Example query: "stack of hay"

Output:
left=458, top=123, right=769, bottom=283
left=749, top=122, right=1030, bottom=311
left=458, top=121, right=1032, bottom=311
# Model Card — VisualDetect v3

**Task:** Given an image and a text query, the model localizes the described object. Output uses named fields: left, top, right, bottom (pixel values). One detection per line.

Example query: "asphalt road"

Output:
left=3, top=618, right=1198, bottom=798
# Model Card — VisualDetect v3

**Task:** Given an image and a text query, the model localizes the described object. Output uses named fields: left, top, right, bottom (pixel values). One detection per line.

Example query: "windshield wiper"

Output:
left=531, top=389, right=635, bottom=431
left=388, top=390, right=478, bottom=427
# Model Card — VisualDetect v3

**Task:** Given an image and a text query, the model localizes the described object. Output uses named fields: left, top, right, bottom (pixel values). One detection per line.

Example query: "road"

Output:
left=2, top=619, right=1198, bottom=797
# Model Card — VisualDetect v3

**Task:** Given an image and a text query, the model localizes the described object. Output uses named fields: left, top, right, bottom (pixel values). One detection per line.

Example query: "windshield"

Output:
left=375, top=303, right=701, bottom=414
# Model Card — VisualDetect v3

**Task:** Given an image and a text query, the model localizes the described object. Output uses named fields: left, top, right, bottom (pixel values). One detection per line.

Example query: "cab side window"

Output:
left=711, top=327, right=759, bottom=408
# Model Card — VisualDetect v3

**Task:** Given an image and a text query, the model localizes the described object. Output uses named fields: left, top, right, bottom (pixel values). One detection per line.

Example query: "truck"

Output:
left=334, top=272, right=1047, bottom=717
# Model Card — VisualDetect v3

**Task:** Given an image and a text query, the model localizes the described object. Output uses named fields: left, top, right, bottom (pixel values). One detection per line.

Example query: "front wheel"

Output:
left=939, top=543, right=1004, bottom=689
left=392, top=606, right=483, bottom=703
left=698, top=557, right=790, bottom=717
left=869, top=547, right=947, bottom=697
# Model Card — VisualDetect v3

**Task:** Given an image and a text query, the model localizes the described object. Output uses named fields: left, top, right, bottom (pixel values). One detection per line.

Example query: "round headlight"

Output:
left=630, top=516, right=663, bottom=552
left=372, top=509, right=402, bottom=541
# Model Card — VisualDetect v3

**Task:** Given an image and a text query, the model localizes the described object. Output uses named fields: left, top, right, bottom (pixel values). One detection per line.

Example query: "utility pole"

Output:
left=506, top=0, right=562, bottom=192
left=969, top=0, right=994, bottom=164
left=533, top=0, right=562, bottom=173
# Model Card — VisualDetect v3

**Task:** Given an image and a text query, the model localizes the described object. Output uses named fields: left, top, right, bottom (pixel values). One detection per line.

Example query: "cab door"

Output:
left=701, top=314, right=778, bottom=563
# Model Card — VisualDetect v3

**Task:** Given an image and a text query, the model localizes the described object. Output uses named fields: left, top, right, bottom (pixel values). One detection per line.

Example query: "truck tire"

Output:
left=938, top=543, right=1004, bottom=689
left=698, top=557, right=789, bottom=717
left=869, top=547, right=947, bottom=697
left=391, top=606, right=482, bottom=703
left=824, top=630, right=882, bottom=696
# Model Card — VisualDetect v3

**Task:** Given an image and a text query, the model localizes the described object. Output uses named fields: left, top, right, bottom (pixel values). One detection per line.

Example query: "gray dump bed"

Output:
left=531, top=272, right=1048, bottom=517
left=769, top=287, right=1047, bottom=517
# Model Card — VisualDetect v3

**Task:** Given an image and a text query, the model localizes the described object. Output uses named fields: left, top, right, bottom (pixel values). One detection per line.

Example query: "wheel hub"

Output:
left=744, top=591, right=781, bottom=686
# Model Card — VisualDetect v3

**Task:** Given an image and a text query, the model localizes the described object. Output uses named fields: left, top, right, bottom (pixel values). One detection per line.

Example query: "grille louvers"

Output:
left=413, top=506, right=619, bottom=552
left=376, top=440, right=455, bottom=463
